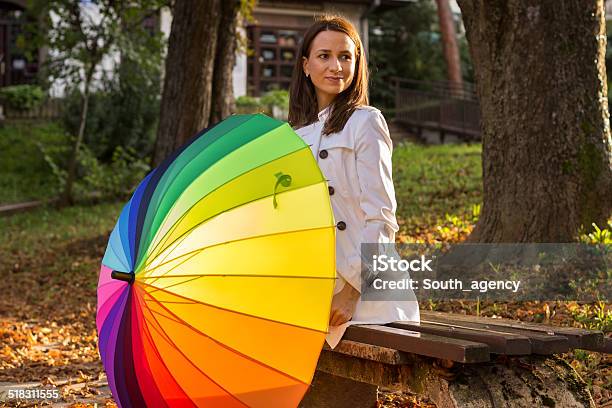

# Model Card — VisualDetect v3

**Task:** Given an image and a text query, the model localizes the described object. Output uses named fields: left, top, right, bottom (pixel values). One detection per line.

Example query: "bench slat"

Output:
left=421, top=311, right=603, bottom=351
left=587, top=337, right=612, bottom=354
left=420, top=312, right=569, bottom=354
left=322, top=340, right=413, bottom=365
left=387, top=321, right=531, bottom=355
left=344, top=325, right=490, bottom=363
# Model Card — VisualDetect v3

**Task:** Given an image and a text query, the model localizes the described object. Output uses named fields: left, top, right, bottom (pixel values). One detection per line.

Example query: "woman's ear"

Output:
left=302, top=56, right=309, bottom=77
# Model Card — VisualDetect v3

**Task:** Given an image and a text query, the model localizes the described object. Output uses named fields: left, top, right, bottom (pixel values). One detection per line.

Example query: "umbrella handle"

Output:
left=111, top=270, right=135, bottom=284
left=273, top=172, right=292, bottom=209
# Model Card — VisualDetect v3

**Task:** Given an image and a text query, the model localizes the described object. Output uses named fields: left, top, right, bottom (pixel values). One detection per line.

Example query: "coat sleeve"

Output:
left=344, top=110, right=400, bottom=292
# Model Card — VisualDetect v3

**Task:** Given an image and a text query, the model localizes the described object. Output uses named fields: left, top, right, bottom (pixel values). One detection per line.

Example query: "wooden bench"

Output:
left=300, top=311, right=609, bottom=408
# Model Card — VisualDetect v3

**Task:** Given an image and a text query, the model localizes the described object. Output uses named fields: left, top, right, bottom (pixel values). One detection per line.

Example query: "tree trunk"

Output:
left=458, top=0, right=612, bottom=242
left=61, top=68, right=94, bottom=206
left=435, top=0, right=463, bottom=88
left=209, top=0, right=241, bottom=125
left=152, top=0, right=222, bottom=167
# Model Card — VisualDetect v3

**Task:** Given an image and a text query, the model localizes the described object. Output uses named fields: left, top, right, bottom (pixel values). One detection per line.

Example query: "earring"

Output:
left=305, top=72, right=310, bottom=78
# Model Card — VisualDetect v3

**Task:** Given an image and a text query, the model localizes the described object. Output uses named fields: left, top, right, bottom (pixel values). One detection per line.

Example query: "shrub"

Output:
left=61, top=79, right=160, bottom=163
left=235, top=90, right=289, bottom=118
left=0, top=85, right=45, bottom=111
left=235, top=95, right=262, bottom=113
left=61, top=46, right=162, bottom=163
left=569, top=301, right=612, bottom=333
left=77, top=146, right=150, bottom=199
left=260, top=89, right=289, bottom=110
left=579, top=221, right=612, bottom=244
left=38, top=139, right=149, bottom=201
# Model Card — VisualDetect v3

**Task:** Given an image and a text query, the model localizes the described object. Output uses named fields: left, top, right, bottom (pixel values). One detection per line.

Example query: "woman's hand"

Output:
left=329, top=282, right=360, bottom=326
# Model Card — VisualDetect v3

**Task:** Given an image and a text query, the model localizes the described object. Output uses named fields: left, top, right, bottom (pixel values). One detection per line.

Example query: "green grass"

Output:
left=0, top=201, right=123, bottom=258
left=392, top=141, right=482, bottom=232
left=569, top=301, right=612, bottom=332
left=0, top=137, right=484, bottom=243
left=0, top=121, right=68, bottom=204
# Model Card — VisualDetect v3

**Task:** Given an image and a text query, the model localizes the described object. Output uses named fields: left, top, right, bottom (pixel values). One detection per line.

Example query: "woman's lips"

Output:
left=325, top=77, right=343, bottom=83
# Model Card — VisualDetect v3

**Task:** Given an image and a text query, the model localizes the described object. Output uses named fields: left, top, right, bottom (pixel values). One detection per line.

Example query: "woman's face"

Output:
left=302, top=30, right=357, bottom=109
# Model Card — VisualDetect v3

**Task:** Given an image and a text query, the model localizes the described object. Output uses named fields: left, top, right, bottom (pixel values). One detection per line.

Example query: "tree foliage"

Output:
left=26, top=0, right=165, bottom=89
left=368, top=0, right=473, bottom=109
left=25, top=0, right=166, bottom=204
left=0, top=85, right=44, bottom=111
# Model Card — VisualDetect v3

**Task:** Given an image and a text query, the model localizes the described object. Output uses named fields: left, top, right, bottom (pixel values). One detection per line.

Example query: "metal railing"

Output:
left=392, top=77, right=481, bottom=141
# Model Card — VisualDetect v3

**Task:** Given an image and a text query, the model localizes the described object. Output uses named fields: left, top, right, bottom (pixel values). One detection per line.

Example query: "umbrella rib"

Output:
left=138, top=286, right=312, bottom=389
left=145, top=145, right=313, bottom=266
left=137, top=294, right=178, bottom=347
left=148, top=307, right=189, bottom=326
left=134, top=294, right=203, bottom=407
left=141, top=224, right=333, bottom=279
left=119, top=202, right=134, bottom=269
left=144, top=298, right=195, bottom=304
left=143, top=248, right=202, bottom=287
left=137, top=280, right=328, bottom=336
left=145, top=232, right=193, bottom=279
left=144, top=276, right=203, bottom=294
left=108, top=234, right=130, bottom=272
left=98, top=284, right=128, bottom=318
left=97, top=279, right=125, bottom=291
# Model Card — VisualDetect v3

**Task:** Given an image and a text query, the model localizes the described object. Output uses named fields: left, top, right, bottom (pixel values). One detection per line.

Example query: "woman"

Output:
left=288, top=15, right=420, bottom=348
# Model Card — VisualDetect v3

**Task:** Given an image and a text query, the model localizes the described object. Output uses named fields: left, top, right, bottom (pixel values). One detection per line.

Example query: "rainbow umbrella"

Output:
left=96, top=114, right=336, bottom=407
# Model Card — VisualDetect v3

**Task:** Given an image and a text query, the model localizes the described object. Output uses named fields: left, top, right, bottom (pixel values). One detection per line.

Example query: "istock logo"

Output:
left=372, top=254, right=434, bottom=272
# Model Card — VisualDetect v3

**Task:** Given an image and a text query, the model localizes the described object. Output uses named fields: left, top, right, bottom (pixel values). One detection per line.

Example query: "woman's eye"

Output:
left=341, top=55, right=351, bottom=61
left=319, top=54, right=328, bottom=59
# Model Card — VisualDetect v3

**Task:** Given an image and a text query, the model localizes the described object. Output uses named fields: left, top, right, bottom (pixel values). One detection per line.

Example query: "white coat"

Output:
left=294, top=105, right=420, bottom=348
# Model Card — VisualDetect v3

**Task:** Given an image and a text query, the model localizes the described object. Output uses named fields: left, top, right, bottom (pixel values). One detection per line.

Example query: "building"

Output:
left=160, top=0, right=416, bottom=98
left=0, top=0, right=39, bottom=87
left=239, top=0, right=396, bottom=97
left=0, top=0, right=415, bottom=96
left=10, top=0, right=612, bottom=97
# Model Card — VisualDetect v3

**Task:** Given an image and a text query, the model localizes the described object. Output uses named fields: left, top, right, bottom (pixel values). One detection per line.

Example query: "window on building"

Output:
left=247, top=25, right=303, bottom=96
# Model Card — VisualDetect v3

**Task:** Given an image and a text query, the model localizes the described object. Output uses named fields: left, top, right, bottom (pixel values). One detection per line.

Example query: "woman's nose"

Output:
left=329, top=57, right=342, bottom=72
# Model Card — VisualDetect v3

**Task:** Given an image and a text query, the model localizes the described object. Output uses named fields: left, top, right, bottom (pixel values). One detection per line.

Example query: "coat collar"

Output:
left=318, top=105, right=331, bottom=122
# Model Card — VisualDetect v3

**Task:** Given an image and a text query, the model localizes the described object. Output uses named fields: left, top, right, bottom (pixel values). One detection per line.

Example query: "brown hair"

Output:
left=288, top=15, right=369, bottom=135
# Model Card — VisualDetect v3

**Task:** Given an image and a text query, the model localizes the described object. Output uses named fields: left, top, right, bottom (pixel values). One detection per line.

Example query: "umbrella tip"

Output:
left=111, top=270, right=135, bottom=284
